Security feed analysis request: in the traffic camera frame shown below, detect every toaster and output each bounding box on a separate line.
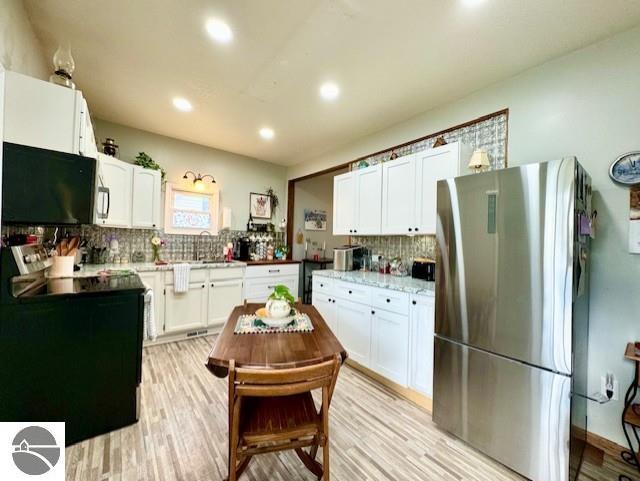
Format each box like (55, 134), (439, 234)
(411, 257), (435, 281)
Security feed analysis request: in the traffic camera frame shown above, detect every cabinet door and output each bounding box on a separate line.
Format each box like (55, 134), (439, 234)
(96, 155), (133, 227)
(333, 171), (355, 235)
(165, 283), (208, 333)
(208, 279), (243, 328)
(3, 71), (82, 154)
(78, 96), (98, 158)
(312, 292), (337, 333)
(415, 144), (459, 234)
(137, 272), (165, 334)
(336, 299), (371, 367)
(371, 308), (409, 386)
(132, 166), (161, 228)
(381, 154), (416, 234)
(354, 164), (382, 235)
(409, 294), (435, 397)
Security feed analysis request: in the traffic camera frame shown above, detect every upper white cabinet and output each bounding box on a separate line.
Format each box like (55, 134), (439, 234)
(132, 165), (162, 228)
(414, 143), (470, 234)
(409, 294), (435, 397)
(381, 154), (417, 235)
(95, 154), (162, 229)
(333, 171), (356, 235)
(2, 71), (97, 157)
(332, 164), (382, 235)
(334, 142), (470, 236)
(95, 154), (133, 227)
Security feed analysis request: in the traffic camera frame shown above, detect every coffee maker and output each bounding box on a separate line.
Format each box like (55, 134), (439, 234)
(233, 237), (251, 261)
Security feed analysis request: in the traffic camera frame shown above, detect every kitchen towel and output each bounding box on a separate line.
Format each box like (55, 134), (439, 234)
(173, 263), (191, 293)
(142, 281), (157, 341)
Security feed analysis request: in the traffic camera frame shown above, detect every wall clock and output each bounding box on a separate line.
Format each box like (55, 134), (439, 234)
(610, 151), (640, 185)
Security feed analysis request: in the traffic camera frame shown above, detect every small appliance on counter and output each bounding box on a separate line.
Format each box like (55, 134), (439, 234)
(333, 245), (366, 271)
(411, 257), (435, 281)
(233, 237), (251, 261)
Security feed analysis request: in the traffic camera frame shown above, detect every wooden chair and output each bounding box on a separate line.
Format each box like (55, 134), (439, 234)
(226, 354), (342, 481)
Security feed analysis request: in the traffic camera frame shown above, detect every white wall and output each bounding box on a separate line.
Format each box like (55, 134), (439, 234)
(94, 119), (288, 232)
(0, 0), (47, 78)
(288, 25), (640, 445)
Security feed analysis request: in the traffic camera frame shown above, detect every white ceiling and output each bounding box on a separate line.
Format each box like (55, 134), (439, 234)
(25, 0), (640, 166)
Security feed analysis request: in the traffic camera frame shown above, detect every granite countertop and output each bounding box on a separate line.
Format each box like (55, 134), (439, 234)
(74, 260), (247, 277)
(313, 269), (435, 295)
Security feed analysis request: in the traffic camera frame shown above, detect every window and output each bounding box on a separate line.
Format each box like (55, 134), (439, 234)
(164, 183), (219, 234)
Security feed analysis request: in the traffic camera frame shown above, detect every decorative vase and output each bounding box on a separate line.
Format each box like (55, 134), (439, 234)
(265, 299), (291, 319)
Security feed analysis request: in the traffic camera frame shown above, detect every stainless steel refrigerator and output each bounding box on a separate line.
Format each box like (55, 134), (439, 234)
(433, 157), (591, 481)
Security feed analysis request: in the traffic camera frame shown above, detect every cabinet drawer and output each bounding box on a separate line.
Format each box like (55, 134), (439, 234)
(245, 264), (299, 279)
(334, 280), (370, 304)
(312, 276), (333, 295)
(210, 267), (244, 281)
(371, 287), (409, 315)
(164, 268), (208, 285)
(245, 275), (298, 303)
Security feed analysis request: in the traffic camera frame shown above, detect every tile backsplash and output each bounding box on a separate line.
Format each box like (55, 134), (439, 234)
(354, 234), (436, 263)
(1, 225), (284, 263)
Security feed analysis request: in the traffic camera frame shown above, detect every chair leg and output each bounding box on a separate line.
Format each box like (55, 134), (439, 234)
(310, 444), (319, 460)
(322, 441), (330, 481)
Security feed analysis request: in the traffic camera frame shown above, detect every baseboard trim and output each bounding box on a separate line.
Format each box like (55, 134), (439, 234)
(345, 359), (433, 413)
(586, 430), (627, 459)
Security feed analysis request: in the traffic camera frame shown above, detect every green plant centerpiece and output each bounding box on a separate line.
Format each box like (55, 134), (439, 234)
(266, 284), (296, 319)
(135, 152), (166, 183)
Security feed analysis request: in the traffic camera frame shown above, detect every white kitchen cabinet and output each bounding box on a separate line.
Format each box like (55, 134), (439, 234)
(371, 308), (410, 386)
(381, 154), (417, 235)
(244, 263), (299, 303)
(132, 165), (162, 228)
(165, 282), (208, 333)
(312, 291), (337, 333)
(354, 164), (382, 235)
(332, 171), (356, 235)
(414, 143), (466, 234)
(336, 298), (372, 367)
(137, 271), (165, 334)
(2, 71), (97, 156)
(78, 96), (98, 158)
(95, 154), (133, 227)
(409, 294), (435, 397)
(208, 278), (244, 328)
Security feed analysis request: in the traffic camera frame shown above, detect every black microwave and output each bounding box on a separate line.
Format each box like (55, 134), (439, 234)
(2, 142), (96, 225)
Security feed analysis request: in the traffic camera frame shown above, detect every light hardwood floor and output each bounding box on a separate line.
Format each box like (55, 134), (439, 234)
(65, 337), (636, 481)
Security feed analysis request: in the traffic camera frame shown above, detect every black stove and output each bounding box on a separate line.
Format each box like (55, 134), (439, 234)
(14, 273), (145, 299)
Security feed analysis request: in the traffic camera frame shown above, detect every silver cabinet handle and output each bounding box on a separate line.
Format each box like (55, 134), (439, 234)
(268, 269), (280, 273)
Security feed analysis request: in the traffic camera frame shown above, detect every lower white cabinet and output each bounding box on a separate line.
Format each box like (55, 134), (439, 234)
(244, 264), (299, 303)
(165, 283), (208, 333)
(312, 292), (337, 332)
(409, 294), (435, 397)
(371, 308), (410, 386)
(208, 279), (243, 328)
(312, 275), (435, 396)
(336, 299), (372, 367)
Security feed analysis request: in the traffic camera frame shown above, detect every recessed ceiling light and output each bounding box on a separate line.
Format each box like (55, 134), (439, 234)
(206, 18), (233, 44)
(319, 82), (340, 101)
(461, 0), (486, 7)
(259, 127), (275, 140)
(172, 97), (193, 112)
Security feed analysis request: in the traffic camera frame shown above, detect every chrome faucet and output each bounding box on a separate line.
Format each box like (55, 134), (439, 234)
(196, 231), (213, 260)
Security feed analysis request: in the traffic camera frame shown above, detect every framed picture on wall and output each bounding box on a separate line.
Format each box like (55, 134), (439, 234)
(304, 209), (327, 231)
(250, 192), (272, 219)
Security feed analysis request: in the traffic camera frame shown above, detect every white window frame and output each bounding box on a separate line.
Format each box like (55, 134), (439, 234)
(164, 182), (219, 235)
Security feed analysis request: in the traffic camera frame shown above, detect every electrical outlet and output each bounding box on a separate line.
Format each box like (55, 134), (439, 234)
(600, 373), (619, 401)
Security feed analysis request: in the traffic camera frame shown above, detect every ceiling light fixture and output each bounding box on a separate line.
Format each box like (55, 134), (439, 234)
(259, 127), (275, 140)
(172, 97), (193, 112)
(183, 171), (216, 191)
(206, 18), (233, 44)
(320, 82), (340, 101)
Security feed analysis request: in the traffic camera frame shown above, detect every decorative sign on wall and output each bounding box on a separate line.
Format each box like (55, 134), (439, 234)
(610, 151), (640, 185)
(249, 192), (272, 219)
(629, 186), (640, 254)
(304, 209), (327, 231)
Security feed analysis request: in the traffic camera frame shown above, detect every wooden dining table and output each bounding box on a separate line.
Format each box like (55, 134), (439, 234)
(206, 303), (347, 378)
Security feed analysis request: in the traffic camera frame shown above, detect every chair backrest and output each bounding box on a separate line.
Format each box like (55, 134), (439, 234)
(230, 355), (341, 399)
